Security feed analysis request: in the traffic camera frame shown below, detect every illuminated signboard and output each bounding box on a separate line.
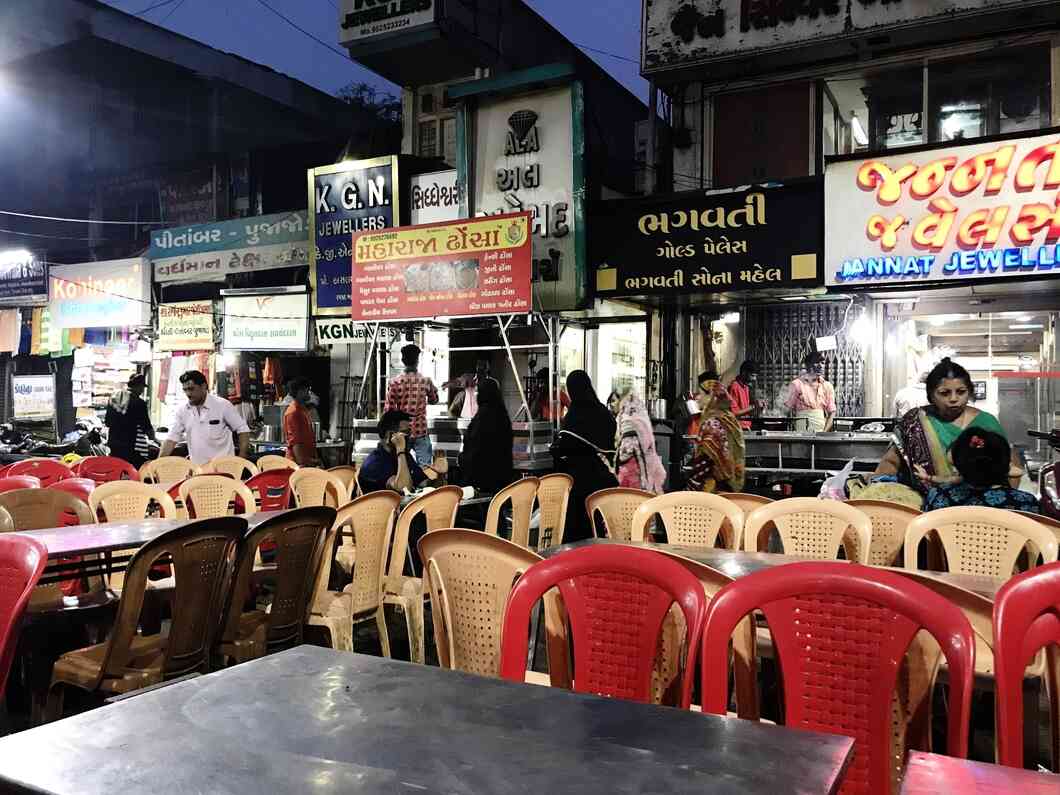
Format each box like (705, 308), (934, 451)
(825, 131), (1060, 287)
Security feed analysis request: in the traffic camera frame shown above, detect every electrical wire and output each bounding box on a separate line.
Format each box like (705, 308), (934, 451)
(574, 42), (639, 65)
(133, 0), (182, 15)
(158, 0), (189, 23)
(251, 0), (353, 63)
(0, 210), (161, 226)
(0, 228), (119, 242)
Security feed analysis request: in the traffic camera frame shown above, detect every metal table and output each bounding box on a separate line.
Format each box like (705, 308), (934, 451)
(0, 647), (854, 794)
(743, 430), (891, 474)
(900, 751), (1060, 793)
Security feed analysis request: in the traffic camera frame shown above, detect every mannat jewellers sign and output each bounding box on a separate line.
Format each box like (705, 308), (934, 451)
(642, 0), (1055, 72)
(339, 0), (435, 45)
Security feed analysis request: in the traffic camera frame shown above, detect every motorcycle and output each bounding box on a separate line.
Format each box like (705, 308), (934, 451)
(1028, 430), (1060, 520)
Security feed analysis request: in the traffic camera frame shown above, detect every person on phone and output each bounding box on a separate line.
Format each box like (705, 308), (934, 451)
(358, 410), (446, 494)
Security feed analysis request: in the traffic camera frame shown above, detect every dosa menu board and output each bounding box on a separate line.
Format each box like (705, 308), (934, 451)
(350, 212), (533, 321)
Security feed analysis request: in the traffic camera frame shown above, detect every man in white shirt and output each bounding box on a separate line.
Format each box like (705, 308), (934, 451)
(159, 370), (251, 464)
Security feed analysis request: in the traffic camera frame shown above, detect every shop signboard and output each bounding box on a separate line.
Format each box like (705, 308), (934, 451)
(309, 156), (399, 317)
(13, 375), (54, 420)
(826, 131), (1060, 287)
(315, 319), (401, 346)
(0, 250), (47, 305)
(149, 211), (309, 284)
(338, 0), (435, 46)
(222, 293), (309, 352)
(158, 301), (215, 352)
(410, 170), (461, 225)
(49, 258), (150, 330)
(592, 181), (822, 297)
(350, 212), (533, 322)
(471, 84), (585, 311)
(643, 0), (1051, 74)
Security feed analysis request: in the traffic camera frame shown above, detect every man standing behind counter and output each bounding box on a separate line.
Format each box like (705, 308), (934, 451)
(159, 370), (251, 465)
(784, 352), (836, 432)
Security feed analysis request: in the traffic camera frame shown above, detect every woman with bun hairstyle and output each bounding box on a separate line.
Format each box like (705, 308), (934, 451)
(873, 357), (1022, 495)
(923, 428), (1038, 512)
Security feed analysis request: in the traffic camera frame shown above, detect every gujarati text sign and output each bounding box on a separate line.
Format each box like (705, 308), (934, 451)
(351, 213), (532, 321)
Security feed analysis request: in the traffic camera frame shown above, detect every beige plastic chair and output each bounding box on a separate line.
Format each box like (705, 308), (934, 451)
(419, 529), (544, 678)
(307, 492), (401, 654)
(904, 506), (1059, 579)
(89, 481), (178, 523)
(377, 486), (464, 664)
(328, 466), (360, 501)
(743, 497), (873, 563)
(139, 456), (199, 485)
(178, 475), (256, 519)
(535, 473), (573, 550)
(718, 493), (775, 552)
(846, 499), (922, 567)
(257, 455), (298, 473)
(290, 467), (346, 509)
(630, 492), (744, 550)
(484, 477), (539, 547)
(584, 487), (654, 541)
(203, 455), (259, 480)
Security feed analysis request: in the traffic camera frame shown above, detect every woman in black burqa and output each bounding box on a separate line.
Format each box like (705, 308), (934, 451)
(459, 378), (514, 494)
(553, 370), (618, 542)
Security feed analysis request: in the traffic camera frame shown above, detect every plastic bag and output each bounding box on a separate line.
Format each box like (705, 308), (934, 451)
(819, 458), (855, 501)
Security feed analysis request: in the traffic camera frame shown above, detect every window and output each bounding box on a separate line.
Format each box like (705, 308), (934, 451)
(558, 327), (585, 384)
(442, 117), (457, 165)
(418, 121), (437, 158)
(596, 322), (647, 401)
(823, 66), (924, 157)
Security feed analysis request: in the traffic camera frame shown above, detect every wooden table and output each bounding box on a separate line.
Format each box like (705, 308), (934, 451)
(900, 751), (1060, 793)
(0, 646), (854, 794)
(14, 510), (284, 585)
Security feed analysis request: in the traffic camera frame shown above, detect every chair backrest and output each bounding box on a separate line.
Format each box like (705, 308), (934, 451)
(0, 506), (13, 533)
(289, 467), (346, 509)
(88, 481), (178, 522)
(993, 560), (1060, 768)
(178, 475), (256, 519)
(484, 477), (539, 547)
(0, 534), (47, 698)
(846, 499), (922, 567)
(73, 456), (139, 484)
(256, 454), (298, 473)
(327, 466), (359, 501)
(96, 517), (246, 686)
(221, 506), (334, 653)
(499, 544), (709, 708)
(310, 492), (401, 618)
(744, 498), (873, 563)
(418, 529), (541, 676)
(203, 455), (259, 480)
(244, 470), (294, 513)
(0, 476), (40, 493)
(0, 488), (93, 530)
(388, 486), (462, 584)
(904, 506), (1059, 578)
(584, 487), (654, 541)
(631, 491), (744, 550)
(717, 492), (774, 516)
(140, 456), (198, 485)
(47, 478), (96, 504)
(535, 473), (573, 549)
(7, 459), (72, 488)
(699, 562), (975, 795)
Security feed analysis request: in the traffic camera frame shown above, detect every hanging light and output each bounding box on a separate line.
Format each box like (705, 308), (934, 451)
(851, 111), (869, 147)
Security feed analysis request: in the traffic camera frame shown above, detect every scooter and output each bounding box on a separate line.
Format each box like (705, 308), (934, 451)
(1028, 430), (1060, 520)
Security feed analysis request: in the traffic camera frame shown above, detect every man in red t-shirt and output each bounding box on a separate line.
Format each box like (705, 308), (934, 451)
(284, 377), (318, 466)
(728, 360), (759, 431)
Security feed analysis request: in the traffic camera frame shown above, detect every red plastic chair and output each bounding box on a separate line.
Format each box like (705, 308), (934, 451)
(993, 559), (1060, 768)
(699, 562), (975, 795)
(0, 464), (14, 478)
(7, 459), (72, 488)
(0, 534), (47, 699)
(47, 478), (96, 505)
(245, 470), (294, 512)
(498, 544), (708, 708)
(0, 476), (41, 493)
(73, 456), (139, 484)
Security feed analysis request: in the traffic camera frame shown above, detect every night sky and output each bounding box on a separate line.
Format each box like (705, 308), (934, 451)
(98, 0), (646, 100)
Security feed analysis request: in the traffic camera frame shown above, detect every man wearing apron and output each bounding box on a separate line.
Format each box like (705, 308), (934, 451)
(784, 352), (836, 432)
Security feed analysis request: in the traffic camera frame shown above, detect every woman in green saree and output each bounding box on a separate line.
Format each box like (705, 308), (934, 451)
(874, 357), (1022, 495)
